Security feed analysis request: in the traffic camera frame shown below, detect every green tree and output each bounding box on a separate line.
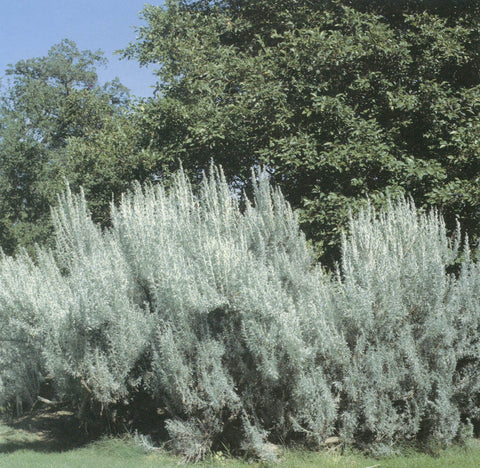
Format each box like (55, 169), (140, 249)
(123, 0), (480, 264)
(62, 98), (159, 229)
(0, 39), (132, 254)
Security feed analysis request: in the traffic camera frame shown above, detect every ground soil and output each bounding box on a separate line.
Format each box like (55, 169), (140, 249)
(1, 407), (97, 453)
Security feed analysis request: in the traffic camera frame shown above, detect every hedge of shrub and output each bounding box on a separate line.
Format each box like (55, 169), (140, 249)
(1, 166), (479, 460)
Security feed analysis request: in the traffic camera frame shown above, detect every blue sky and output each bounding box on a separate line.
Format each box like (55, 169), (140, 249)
(0, 0), (163, 97)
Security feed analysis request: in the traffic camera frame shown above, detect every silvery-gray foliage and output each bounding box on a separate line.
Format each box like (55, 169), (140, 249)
(110, 166), (341, 457)
(0, 166), (479, 459)
(0, 186), (151, 413)
(334, 200), (473, 451)
(0, 251), (47, 410)
(450, 246), (480, 429)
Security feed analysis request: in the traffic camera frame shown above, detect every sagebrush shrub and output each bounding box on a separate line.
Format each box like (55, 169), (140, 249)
(111, 167), (341, 457)
(334, 199), (463, 450)
(1, 166), (480, 459)
(48, 188), (151, 407)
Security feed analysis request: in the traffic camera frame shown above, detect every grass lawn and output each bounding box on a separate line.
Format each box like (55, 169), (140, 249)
(1, 411), (480, 467)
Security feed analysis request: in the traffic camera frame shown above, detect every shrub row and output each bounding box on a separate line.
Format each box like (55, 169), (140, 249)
(1, 166), (479, 459)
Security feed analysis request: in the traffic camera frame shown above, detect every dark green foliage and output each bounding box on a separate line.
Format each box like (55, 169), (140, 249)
(0, 40), (136, 255)
(123, 0), (480, 263)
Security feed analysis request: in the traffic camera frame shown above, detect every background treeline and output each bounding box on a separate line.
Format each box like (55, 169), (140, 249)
(2, 0), (480, 264)
(1, 166), (480, 460)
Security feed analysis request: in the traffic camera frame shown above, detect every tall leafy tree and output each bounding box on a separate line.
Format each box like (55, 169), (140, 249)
(124, 0), (480, 263)
(0, 39), (132, 254)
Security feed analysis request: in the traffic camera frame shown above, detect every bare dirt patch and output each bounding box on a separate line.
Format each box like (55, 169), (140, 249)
(1, 408), (96, 453)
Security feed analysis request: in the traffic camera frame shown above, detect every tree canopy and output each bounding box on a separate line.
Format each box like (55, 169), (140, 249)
(3, 2), (480, 264)
(0, 40), (139, 255)
(124, 0), (480, 263)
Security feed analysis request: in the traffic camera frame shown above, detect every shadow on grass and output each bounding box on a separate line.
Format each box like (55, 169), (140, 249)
(0, 409), (100, 454)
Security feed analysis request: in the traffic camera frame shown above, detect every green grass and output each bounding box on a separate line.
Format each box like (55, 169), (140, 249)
(2, 417), (480, 467)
